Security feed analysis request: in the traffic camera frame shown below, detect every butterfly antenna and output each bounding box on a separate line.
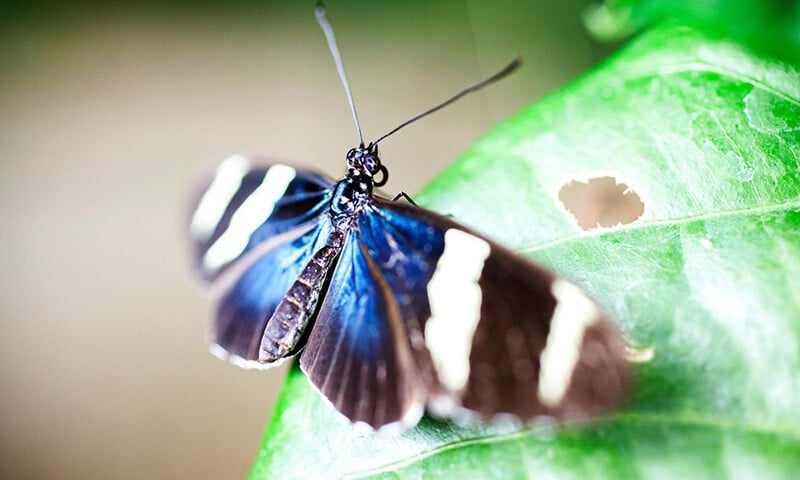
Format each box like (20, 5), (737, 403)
(315, 3), (364, 147)
(372, 57), (522, 146)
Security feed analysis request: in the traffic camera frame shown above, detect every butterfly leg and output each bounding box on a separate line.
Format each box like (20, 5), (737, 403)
(391, 191), (417, 205)
(259, 231), (345, 363)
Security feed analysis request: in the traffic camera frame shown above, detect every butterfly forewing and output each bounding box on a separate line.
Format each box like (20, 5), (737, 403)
(460, 238), (628, 420)
(189, 156), (334, 282)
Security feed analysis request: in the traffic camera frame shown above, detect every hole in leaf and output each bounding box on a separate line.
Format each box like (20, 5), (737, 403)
(558, 176), (643, 230)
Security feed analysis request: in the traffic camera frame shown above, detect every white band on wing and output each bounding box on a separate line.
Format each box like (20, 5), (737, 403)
(538, 279), (600, 407)
(190, 154), (250, 239)
(425, 229), (491, 393)
(203, 164), (296, 272)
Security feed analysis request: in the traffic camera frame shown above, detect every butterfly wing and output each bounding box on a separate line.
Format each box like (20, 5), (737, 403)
(299, 227), (427, 427)
(189, 155), (335, 282)
(189, 156), (337, 366)
(301, 196), (628, 427)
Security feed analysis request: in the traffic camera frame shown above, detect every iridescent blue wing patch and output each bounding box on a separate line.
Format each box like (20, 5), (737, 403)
(189, 155), (334, 282)
(300, 228), (427, 427)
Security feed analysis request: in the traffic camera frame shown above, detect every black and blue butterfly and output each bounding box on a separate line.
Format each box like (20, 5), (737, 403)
(188, 5), (629, 429)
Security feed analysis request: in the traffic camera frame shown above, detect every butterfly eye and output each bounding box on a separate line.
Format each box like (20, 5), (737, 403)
(346, 148), (363, 170)
(360, 153), (380, 176)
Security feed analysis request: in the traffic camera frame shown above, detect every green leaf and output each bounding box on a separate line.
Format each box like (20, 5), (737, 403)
(251, 23), (800, 479)
(583, 0), (800, 66)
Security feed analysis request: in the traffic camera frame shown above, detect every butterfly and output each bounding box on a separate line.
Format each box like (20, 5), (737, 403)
(188, 5), (629, 430)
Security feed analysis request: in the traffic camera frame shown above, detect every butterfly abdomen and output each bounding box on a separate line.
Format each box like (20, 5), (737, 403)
(258, 230), (345, 363)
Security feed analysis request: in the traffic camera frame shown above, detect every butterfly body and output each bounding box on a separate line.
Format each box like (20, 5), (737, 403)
(256, 146), (384, 360)
(190, 142), (629, 429)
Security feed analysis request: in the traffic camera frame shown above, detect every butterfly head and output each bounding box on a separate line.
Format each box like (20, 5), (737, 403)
(346, 143), (388, 187)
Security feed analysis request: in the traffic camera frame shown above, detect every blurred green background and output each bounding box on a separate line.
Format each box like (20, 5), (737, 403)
(0, 1), (616, 478)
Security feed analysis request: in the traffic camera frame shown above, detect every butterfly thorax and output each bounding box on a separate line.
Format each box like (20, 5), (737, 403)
(329, 173), (371, 227)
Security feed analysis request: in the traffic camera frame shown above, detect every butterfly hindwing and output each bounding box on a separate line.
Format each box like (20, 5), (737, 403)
(347, 200), (449, 399)
(189, 155), (335, 282)
(300, 230), (426, 427)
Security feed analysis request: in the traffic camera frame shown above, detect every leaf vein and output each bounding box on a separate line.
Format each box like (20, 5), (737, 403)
(519, 198), (800, 255)
(611, 62), (800, 107)
(343, 412), (800, 479)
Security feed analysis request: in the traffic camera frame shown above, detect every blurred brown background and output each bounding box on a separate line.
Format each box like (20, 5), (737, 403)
(0, 1), (614, 478)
